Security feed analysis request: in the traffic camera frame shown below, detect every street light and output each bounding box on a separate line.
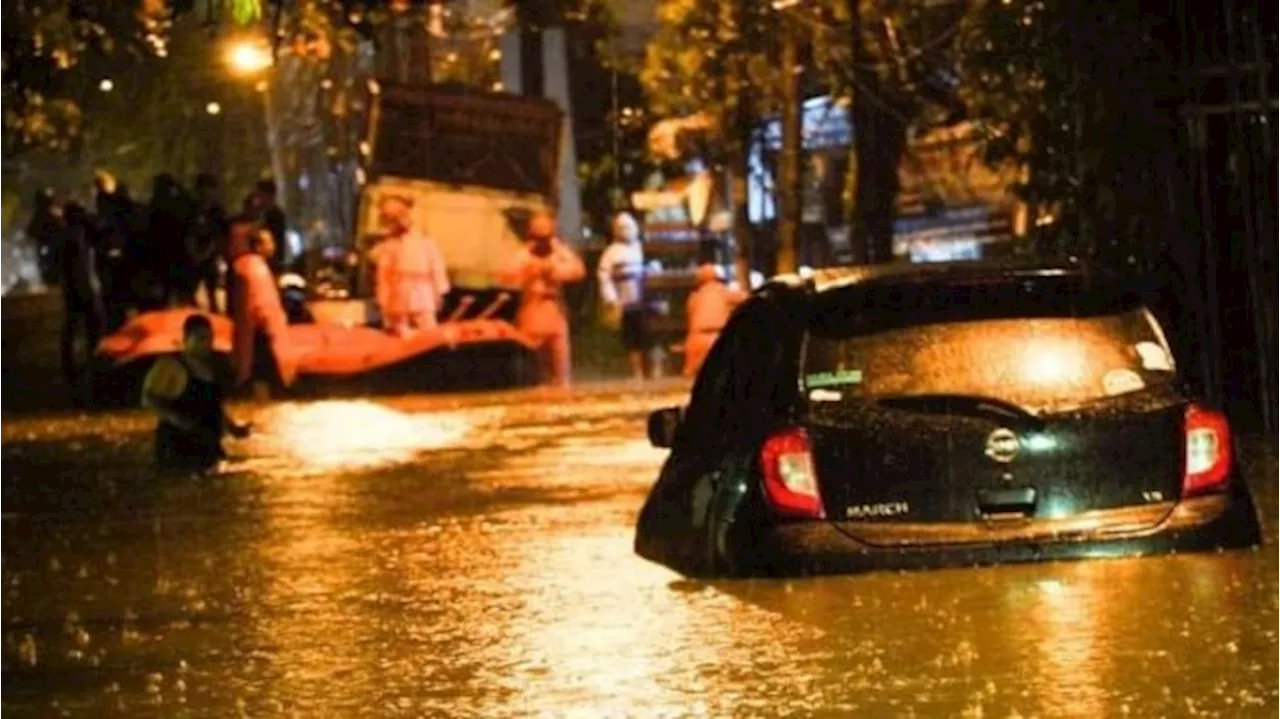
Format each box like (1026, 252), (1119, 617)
(225, 40), (273, 75)
(224, 36), (287, 217)
(206, 101), (222, 115)
(99, 78), (114, 92)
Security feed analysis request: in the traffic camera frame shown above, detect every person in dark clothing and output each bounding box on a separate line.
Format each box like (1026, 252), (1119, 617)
(94, 175), (147, 329)
(243, 179), (287, 276)
(142, 314), (251, 473)
(186, 173), (228, 311)
(146, 174), (197, 306)
(27, 188), (64, 286)
(58, 203), (107, 407)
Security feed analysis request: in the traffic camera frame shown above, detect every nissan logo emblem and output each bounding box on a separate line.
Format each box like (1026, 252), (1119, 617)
(985, 428), (1019, 464)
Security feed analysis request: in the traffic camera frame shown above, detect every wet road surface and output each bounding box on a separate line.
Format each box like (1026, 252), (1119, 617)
(3, 387), (1277, 718)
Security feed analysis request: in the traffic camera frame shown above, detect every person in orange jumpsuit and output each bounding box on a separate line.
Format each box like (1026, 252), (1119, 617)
(683, 263), (747, 378)
(228, 216), (290, 399)
(373, 194), (450, 335)
(499, 212), (586, 387)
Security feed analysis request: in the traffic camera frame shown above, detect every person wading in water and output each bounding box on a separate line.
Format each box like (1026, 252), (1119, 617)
(498, 211), (586, 388)
(142, 314), (251, 473)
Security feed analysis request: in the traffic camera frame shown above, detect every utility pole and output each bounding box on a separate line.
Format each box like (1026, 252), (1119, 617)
(848, 0), (865, 264)
(731, 0), (755, 288)
(776, 11), (802, 274)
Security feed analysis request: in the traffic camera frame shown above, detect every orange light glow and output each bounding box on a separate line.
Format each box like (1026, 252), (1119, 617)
(1019, 339), (1087, 385)
(225, 39), (273, 75)
(253, 400), (483, 474)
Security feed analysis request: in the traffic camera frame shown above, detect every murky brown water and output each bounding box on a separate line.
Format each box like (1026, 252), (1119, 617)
(3, 387), (1277, 718)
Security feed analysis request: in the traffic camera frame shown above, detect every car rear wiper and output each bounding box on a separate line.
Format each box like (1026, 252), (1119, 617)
(1048, 381), (1175, 414)
(872, 393), (1046, 428)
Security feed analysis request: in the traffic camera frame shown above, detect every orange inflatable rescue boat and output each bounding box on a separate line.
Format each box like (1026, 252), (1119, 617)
(92, 299), (538, 405)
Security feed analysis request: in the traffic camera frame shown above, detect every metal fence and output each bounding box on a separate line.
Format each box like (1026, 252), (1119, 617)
(1178, 0), (1277, 431)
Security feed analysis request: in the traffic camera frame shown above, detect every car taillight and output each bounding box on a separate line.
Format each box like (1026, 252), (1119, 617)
(760, 427), (824, 519)
(1184, 404), (1233, 497)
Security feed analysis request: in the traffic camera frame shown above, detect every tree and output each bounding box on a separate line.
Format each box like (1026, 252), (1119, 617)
(640, 0), (774, 130)
(956, 0), (1190, 266)
(80, 16), (273, 199)
(807, 0), (969, 264)
(640, 0), (969, 269)
(954, 0), (1239, 401)
(2, 0), (169, 155)
(554, 1), (657, 232)
(640, 0), (780, 279)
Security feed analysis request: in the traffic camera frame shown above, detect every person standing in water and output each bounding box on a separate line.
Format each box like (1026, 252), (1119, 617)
(186, 173), (228, 312)
(374, 194), (450, 335)
(683, 263), (746, 378)
(499, 211), (586, 388)
(27, 188), (64, 287)
(58, 202), (107, 407)
(243, 179), (288, 276)
(142, 314), (251, 473)
(230, 220), (290, 400)
(596, 211), (657, 380)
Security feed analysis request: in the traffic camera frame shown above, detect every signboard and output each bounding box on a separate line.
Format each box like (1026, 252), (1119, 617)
(892, 205), (1013, 263)
(368, 83), (564, 199)
(892, 124), (1024, 262)
(897, 122), (1023, 216)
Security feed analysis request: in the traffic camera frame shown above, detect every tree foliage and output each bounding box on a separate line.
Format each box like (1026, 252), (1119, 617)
(639, 0), (969, 264)
(639, 0), (777, 162)
(88, 17), (272, 198)
(817, 0), (969, 263)
(956, 0), (1189, 266)
(2, 0), (170, 153)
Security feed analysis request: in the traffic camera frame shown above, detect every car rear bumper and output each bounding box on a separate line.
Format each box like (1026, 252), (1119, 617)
(737, 489), (1263, 577)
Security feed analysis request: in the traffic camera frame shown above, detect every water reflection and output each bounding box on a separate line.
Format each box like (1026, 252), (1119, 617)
(248, 465), (363, 717)
(240, 399), (486, 474)
(1024, 571), (1109, 717)
(1, 393), (1275, 717)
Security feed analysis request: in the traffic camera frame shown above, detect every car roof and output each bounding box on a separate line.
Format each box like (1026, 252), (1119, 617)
(764, 259), (1105, 296)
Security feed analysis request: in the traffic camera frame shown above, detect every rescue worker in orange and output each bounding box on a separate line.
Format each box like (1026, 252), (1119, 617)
(228, 216), (290, 399)
(374, 194), (450, 335)
(683, 263), (747, 378)
(499, 212), (586, 387)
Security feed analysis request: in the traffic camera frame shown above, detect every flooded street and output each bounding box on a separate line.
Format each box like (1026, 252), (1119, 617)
(2, 388), (1277, 718)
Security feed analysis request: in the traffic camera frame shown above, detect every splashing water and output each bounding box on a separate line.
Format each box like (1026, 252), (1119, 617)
(232, 399), (487, 475)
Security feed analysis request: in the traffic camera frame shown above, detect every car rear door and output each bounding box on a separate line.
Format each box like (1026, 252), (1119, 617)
(800, 276), (1188, 545)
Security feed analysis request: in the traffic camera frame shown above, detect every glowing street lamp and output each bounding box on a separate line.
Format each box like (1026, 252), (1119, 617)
(224, 36), (287, 213)
(225, 40), (273, 75)
(206, 101), (222, 115)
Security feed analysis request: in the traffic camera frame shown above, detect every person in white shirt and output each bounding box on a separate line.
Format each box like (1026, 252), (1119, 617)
(597, 211), (657, 380)
(374, 195), (450, 336)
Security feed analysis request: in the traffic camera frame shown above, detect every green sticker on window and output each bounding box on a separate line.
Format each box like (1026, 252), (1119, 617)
(805, 369), (863, 388)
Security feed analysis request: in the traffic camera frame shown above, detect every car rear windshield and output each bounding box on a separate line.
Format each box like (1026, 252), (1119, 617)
(802, 276), (1177, 414)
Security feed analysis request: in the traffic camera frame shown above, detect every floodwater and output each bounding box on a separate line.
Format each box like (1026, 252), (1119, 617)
(2, 387), (1276, 718)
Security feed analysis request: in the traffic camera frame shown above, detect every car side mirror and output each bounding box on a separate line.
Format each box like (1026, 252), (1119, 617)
(647, 406), (683, 449)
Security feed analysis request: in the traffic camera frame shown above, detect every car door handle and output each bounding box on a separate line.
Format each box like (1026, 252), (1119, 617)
(976, 487), (1037, 518)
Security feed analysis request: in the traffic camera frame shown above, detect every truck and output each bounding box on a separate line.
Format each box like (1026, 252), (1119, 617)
(354, 82), (566, 293)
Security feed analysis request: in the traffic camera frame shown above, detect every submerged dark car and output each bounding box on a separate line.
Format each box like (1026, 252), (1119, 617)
(634, 261), (1262, 578)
